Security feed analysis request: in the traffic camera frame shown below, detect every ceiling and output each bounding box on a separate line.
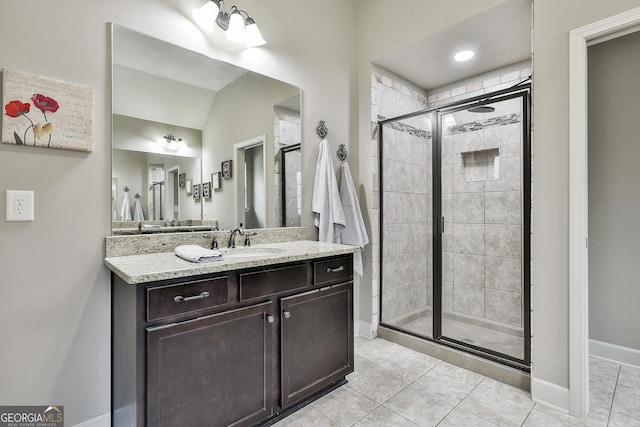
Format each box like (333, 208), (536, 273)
(113, 0), (531, 129)
(112, 25), (248, 130)
(373, 0), (532, 91)
(113, 25), (301, 130)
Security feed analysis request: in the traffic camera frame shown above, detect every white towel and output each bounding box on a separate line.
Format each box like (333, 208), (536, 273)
(133, 198), (145, 221)
(338, 162), (369, 276)
(120, 192), (132, 222)
(175, 245), (223, 263)
(312, 139), (345, 243)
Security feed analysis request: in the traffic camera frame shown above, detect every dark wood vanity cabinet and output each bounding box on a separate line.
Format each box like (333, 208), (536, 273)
(112, 255), (354, 427)
(146, 301), (274, 427)
(281, 283), (353, 408)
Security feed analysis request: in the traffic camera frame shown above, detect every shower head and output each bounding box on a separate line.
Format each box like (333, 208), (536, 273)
(467, 105), (495, 113)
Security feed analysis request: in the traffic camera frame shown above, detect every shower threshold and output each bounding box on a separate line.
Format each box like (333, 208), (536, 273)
(377, 324), (530, 391)
(391, 308), (524, 360)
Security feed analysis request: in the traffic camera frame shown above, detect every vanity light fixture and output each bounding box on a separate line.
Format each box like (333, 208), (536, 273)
(192, 0), (266, 48)
(453, 49), (475, 62)
(162, 134), (182, 151)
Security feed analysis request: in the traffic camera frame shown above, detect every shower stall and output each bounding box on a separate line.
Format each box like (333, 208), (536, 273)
(378, 84), (531, 370)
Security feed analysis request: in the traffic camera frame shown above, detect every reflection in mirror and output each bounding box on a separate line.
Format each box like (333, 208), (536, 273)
(112, 114), (203, 232)
(279, 143), (301, 227)
(111, 24), (301, 234)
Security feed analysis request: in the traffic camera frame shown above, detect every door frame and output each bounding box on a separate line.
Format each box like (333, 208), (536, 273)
(233, 135), (267, 228)
(568, 6), (640, 418)
(166, 165), (180, 220)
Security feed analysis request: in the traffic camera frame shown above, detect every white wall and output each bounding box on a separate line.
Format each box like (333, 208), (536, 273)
(0, 0), (356, 424)
(531, 0), (640, 407)
(112, 114), (202, 159)
(588, 30), (640, 352)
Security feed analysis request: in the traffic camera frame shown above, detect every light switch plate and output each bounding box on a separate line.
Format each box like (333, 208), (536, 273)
(6, 190), (34, 222)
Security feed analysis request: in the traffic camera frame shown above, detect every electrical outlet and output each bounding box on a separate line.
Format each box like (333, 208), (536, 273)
(6, 190), (34, 222)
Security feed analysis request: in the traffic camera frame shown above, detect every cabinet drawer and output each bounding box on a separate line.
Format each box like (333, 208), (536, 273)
(314, 256), (353, 286)
(147, 276), (229, 321)
(240, 264), (308, 301)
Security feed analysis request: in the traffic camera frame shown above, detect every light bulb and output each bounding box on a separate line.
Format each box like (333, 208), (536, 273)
(225, 11), (246, 43)
(192, 1), (220, 32)
(453, 50), (475, 62)
(245, 19), (266, 47)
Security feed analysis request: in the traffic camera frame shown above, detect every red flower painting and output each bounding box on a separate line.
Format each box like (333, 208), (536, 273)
(4, 100), (30, 118)
(3, 93), (59, 146)
(32, 94), (59, 113)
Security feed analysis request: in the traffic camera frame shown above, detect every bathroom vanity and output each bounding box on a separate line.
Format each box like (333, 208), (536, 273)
(106, 240), (356, 426)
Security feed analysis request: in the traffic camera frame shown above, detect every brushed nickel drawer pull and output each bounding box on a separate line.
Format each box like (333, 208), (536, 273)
(173, 291), (210, 303)
(326, 265), (345, 273)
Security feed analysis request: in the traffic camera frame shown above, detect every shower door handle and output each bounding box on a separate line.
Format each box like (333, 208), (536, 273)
(441, 217), (445, 234)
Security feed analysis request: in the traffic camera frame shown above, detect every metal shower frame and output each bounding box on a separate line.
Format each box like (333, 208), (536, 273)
(377, 83), (532, 372)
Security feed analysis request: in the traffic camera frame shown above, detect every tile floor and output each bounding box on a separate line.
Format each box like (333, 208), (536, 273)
(273, 337), (640, 427)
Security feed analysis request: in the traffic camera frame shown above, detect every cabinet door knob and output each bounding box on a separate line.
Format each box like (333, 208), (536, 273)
(326, 265), (345, 273)
(173, 291), (210, 303)
(283, 311), (291, 319)
(266, 315), (275, 324)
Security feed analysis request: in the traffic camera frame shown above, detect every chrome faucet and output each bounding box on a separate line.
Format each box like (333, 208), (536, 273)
(228, 225), (245, 248)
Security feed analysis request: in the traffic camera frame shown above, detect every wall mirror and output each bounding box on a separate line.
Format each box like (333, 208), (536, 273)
(111, 24), (302, 234)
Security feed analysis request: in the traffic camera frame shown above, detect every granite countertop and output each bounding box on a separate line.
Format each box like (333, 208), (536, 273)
(105, 240), (358, 285)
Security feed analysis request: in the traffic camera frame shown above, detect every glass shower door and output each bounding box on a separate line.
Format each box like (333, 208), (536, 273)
(438, 92), (529, 363)
(379, 113), (434, 338)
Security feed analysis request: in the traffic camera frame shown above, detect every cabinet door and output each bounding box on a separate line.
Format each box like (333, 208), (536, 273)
(147, 301), (274, 427)
(280, 282), (354, 408)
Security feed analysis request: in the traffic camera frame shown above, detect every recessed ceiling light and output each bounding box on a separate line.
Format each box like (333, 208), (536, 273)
(454, 50), (475, 62)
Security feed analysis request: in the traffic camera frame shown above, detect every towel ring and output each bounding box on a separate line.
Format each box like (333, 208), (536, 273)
(316, 120), (328, 139)
(123, 186), (130, 192)
(337, 144), (347, 161)
(134, 193), (141, 199)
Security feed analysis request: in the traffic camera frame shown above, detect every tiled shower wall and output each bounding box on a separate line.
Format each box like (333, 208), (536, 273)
(442, 101), (524, 328)
(372, 62), (531, 329)
(381, 120), (433, 322)
(371, 71), (429, 327)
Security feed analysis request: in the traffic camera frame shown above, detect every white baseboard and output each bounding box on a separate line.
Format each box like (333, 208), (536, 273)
(358, 320), (374, 339)
(73, 412), (110, 427)
(531, 377), (570, 413)
(590, 339), (640, 367)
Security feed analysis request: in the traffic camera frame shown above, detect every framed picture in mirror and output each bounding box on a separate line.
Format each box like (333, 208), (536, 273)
(221, 160), (232, 179)
(185, 179), (192, 194)
(179, 173), (186, 188)
(212, 172), (221, 190)
(202, 182), (211, 199)
(193, 183), (200, 200)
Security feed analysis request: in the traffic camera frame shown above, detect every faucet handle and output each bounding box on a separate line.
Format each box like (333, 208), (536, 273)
(244, 232), (257, 246)
(211, 235), (218, 250)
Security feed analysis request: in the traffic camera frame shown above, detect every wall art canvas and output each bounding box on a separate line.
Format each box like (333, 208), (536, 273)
(221, 160), (232, 179)
(2, 68), (94, 152)
(202, 182), (211, 199)
(193, 183), (200, 200)
(212, 172), (221, 190)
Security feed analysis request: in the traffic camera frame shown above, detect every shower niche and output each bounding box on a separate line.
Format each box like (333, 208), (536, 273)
(461, 148), (500, 182)
(379, 85), (531, 370)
